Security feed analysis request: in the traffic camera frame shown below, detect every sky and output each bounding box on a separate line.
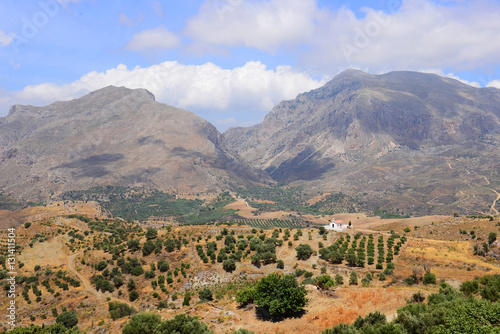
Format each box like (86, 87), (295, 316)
(1, 0), (500, 131)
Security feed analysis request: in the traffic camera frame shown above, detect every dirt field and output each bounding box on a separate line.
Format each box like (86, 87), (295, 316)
(0, 201), (104, 228)
(331, 213), (449, 230)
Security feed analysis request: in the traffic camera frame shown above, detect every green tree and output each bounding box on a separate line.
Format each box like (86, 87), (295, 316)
(489, 232), (497, 245)
(295, 244), (314, 260)
(109, 301), (136, 320)
(142, 240), (155, 256)
(316, 275), (335, 290)
(183, 292), (191, 306)
(236, 273), (307, 317)
(56, 311), (78, 328)
(155, 313), (212, 334)
(349, 272), (358, 285)
(423, 272), (436, 285)
(129, 289), (139, 302)
(122, 313), (162, 334)
(145, 228), (158, 240)
(198, 287), (213, 302)
(222, 259), (236, 272)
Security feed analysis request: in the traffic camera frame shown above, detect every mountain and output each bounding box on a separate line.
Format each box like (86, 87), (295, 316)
(225, 70), (500, 216)
(0, 86), (269, 201)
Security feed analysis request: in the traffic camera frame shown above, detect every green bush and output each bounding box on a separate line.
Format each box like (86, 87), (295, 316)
(198, 287), (213, 302)
(316, 275), (335, 290)
(109, 301), (136, 320)
(223, 259), (236, 272)
(56, 311), (78, 328)
(122, 313), (162, 334)
(295, 244), (314, 260)
(129, 289), (139, 302)
(236, 273), (307, 317)
(423, 272), (437, 285)
(155, 313), (212, 334)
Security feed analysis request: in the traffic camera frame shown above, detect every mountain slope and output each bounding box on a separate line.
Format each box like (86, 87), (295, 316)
(0, 86), (269, 200)
(225, 70), (500, 215)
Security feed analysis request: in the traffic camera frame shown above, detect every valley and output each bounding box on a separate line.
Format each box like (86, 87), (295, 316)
(0, 200), (499, 333)
(0, 69), (499, 333)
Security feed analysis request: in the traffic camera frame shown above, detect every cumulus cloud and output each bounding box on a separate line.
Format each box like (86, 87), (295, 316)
(2, 61), (327, 118)
(185, 0), (500, 74)
(487, 80), (500, 89)
(0, 30), (14, 47)
(125, 25), (180, 51)
(185, 0), (318, 53)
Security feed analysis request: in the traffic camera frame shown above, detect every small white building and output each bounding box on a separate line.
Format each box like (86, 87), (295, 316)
(324, 218), (349, 231)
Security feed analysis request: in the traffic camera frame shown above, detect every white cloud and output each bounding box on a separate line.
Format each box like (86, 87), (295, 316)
(487, 80), (500, 89)
(184, 0), (500, 74)
(2, 61), (327, 118)
(125, 25), (180, 51)
(185, 0), (318, 53)
(0, 30), (14, 47)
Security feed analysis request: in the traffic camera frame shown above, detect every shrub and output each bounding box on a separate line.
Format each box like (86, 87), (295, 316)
(409, 291), (425, 303)
(182, 292), (191, 306)
(56, 311), (78, 328)
(109, 301), (136, 320)
(489, 232), (497, 245)
(231, 329), (255, 334)
(145, 228), (158, 240)
(122, 313), (162, 334)
(349, 272), (358, 285)
(423, 272), (437, 285)
(316, 275), (335, 289)
(96, 261), (108, 271)
(129, 289), (139, 302)
(155, 313), (212, 334)
(405, 277), (415, 286)
(295, 244), (314, 260)
(198, 287), (213, 302)
(236, 273), (307, 317)
(223, 259), (236, 272)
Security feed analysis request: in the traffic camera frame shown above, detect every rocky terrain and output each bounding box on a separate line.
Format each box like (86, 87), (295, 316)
(225, 70), (500, 216)
(0, 70), (499, 217)
(0, 86), (269, 201)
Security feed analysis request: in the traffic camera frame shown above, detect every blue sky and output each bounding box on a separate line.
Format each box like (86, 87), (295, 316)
(1, 0), (500, 131)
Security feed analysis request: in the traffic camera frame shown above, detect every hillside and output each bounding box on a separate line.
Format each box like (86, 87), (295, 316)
(0, 86), (269, 202)
(1, 212), (500, 333)
(225, 70), (500, 216)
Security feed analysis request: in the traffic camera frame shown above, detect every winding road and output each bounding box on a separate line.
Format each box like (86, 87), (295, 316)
(68, 251), (103, 300)
(489, 188), (500, 216)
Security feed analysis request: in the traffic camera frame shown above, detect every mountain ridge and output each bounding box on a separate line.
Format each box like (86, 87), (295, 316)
(0, 85), (269, 201)
(224, 69), (500, 215)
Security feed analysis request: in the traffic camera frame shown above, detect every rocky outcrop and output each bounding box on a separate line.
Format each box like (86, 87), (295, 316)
(225, 70), (500, 215)
(0, 86), (269, 200)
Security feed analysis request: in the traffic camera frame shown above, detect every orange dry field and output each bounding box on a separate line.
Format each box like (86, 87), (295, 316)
(330, 213), (449, 230)
(1, 205), (500, 333)
(0, 201), (104, 228)
(224, 198), (299, 220)
(233, 287), (416, 334)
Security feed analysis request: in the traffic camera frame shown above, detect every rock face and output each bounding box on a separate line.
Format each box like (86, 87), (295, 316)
(225, 70), (500, 215)
(0, 86), (268, 200)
